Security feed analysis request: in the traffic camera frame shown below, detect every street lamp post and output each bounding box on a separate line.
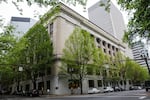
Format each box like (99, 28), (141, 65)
(68, 67), (74, 94)
(141, 50), (150, 75)
(0, 71), (1, 91)
(17, 66), (23, 91)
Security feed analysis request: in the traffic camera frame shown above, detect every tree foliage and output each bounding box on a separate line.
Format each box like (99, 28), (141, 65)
(23, 23), (53, 89)
(117, 0), (150, 44)
(7, 23), (53, 89)
(114, 52), (126, 80)
(62, 27), (96, 94)
(0, 25), (17, 88)
(92, 48), (106, 76)
(125, 59), (149, 84)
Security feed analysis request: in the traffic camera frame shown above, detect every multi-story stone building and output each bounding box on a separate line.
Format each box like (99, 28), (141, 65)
(11, 2), (133, 95)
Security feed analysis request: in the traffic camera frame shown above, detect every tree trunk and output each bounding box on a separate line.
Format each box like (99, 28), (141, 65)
(32, 74), (37, 89)
(80, 74), (83, 94)
(33, 80), (36, 89)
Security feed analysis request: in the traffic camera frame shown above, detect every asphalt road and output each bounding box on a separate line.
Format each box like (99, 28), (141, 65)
(1, 89), (150, 100)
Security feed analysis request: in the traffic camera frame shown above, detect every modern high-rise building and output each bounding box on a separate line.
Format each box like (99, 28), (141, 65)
(10, 17), (36, 38)
(88, 0), (133, 59)
(131, 41), (150, 67)
(88, 0), (125, 40)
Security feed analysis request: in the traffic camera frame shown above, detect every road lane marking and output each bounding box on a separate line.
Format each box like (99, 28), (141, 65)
(56, 95), (145, 98)
(139, 96), (146, 99)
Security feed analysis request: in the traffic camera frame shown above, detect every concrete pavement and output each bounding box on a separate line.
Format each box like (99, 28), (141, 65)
(1, 89), (150, 100)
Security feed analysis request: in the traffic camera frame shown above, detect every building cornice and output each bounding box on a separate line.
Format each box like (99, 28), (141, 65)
(58, 3), (126, 49)
(42, 2), (126, 49)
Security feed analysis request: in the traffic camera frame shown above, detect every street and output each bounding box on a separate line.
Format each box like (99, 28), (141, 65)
(1, 90), (150, 100)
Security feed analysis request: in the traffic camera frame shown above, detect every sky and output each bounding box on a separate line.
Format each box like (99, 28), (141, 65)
(0, 0), (128, 26)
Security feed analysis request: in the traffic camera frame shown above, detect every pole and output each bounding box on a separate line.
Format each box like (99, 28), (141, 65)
(141, 49), (150, 75)
(0, 71), (1, 92)
(17, 71), (20, 91)
(71, 69), (73, 95)
(69, 67), (73, 95)
(145, 58), (150, 75)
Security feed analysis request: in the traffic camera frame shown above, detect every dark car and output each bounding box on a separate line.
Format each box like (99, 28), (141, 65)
(145, 81), (150, 92)
(1, 90), (11, 95)
(129, 86), (135, 90)
(25, 89), (39, 97)
(114, 87), (121, 92)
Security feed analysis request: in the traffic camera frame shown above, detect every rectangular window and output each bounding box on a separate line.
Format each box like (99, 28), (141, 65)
(39, 71), (45, 77)
(129, 80), (131, 84)
(96, 38), (101, 44)
(47, 80), (50, 89)
(112, 46), (115, 50)
(68, 79), (79, 89)
(38, 82), (44, 90)
(97, 80), (102, 87)
(46, 25), (48, 31)
(90, 34), (94, 38)
(96, 70), (100, 75)
(25, 84), (30, 91)
(67, 67), (79, 74)
(103, 48), (106, 53)
(46, 67), (51, 75)
(89, 80), (94, 88)
(49, 23), (53, 41)
(49, 23), (53, 35)
(108, 43), (110, 48)
(109, 51), (111, 55)
(87, 67), (93, 75)
(103, 70), (107, 77)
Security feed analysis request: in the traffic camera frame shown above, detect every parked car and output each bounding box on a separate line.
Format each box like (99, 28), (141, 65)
(114, 86), (121, 92)
(137, 86), (142, 90)
(129, 86), (135, 90)
(25, 89), (39, 97)
(113, 87), (125, 92)
(103, 87), (114, 93)
(129, 86), (142, 90)
(145, 80), (150, 92)
(88, 88), (101, 94)
(1, 90), (11, 95)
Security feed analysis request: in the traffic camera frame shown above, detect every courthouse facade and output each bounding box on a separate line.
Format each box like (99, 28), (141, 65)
(11, 2), (133, 95)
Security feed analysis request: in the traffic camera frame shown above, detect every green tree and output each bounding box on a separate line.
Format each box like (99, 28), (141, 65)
(113, 52), (126, 87)
(0, 25), (16, 62)
(8, 23), (53, 89)
(62, 27), (96, 94)
(0, 25), (17, 89)
(7, 37), (30, 91)
(125, 60), (149, 85)
(24, 23), (53, 89)
(117, 0), (150, 44)
(103, 54), (119, 87)
(92, 48), (108, 87)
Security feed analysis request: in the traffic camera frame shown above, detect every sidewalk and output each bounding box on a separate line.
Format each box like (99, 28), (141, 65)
(40, 93), (92, 98)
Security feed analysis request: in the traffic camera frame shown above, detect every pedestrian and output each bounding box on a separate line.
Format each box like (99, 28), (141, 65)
(47, 89), (50, 95)
(41, 87), (44, 95)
